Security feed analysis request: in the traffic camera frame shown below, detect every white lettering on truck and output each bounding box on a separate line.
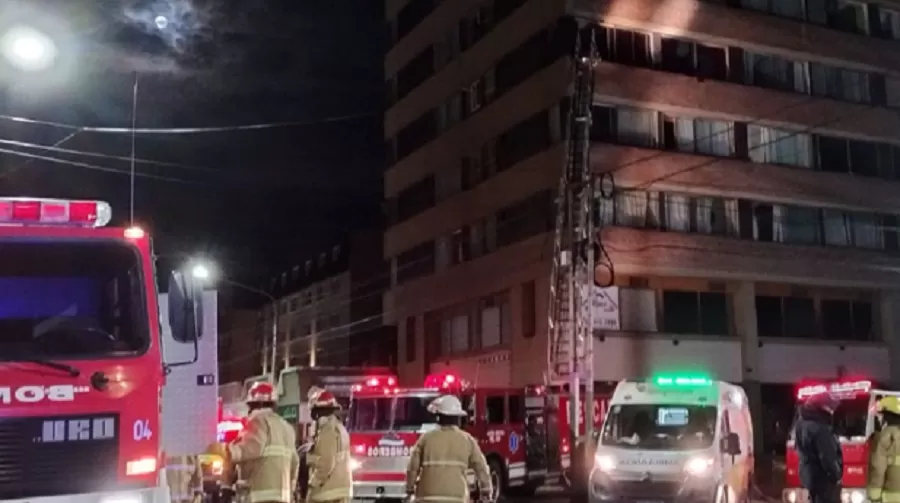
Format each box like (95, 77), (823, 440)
(0, 385), (90, 404)
(41, 417), (115, 442)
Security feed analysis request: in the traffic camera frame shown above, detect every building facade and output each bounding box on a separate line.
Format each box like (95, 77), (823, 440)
(383, 0), (900, 400)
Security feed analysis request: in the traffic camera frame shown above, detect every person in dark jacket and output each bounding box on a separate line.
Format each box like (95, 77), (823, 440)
(794, 393), (843, 503)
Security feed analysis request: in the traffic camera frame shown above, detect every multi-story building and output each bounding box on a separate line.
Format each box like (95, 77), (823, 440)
(383, 0), (900, 419)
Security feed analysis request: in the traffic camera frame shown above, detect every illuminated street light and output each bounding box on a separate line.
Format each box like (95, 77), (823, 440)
(191, 263), (211, 280)
(1, 25), (58, 72)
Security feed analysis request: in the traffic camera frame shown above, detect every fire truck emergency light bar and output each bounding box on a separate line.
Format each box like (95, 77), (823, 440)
(0, 198), (111, 227)
(796, 380), (871, 400)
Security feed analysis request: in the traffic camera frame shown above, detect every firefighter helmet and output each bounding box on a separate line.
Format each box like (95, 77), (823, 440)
(426, 395), (467, 416)
(309, 386), (340, 409)
(878, 396), (900, 415)
(246, 381), (277, 404)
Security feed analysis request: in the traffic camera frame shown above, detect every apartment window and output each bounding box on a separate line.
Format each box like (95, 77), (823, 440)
(494, 28), (556, 96)
(821, 299), (873, 340)
(822, 209), (852, 246)
(591, 105), (615, 142)
(396, 175), (435, 222)
(695, 197), (738, 236)
(440, 311), (470, 355)
(810, 63), (870, 103)
(810, 0), (868, 34)
(660, 38), (727, 80)
(614, 191), (660, 228)
(396, 46), (435, 101)
(878, 9), (900, 39)
(405, 316), (416, 362)
(779, 206), (820, 245)
(662, 290), (729, 335)
(496, 191), (553, 247)
(450, 227), (471, 265)
(478, 292), (510, 349)
(396, 241), (436, 285)
(740, 0), (804, 19)
(755, 296), (817, 338)
(748, 125), (812, 168)
(522, 281), (536, 338)
(743, 52), (808, 93)
(496, 110), (551, 171)
(616, 107), (657, 147)
(396, 111), (438, 161)
(853, 214), (884, 249)
(675, 118), (733, 156)
(596, 26), (652, 68)
(886, 77), (900, 108)
(663, 193), (691, 232)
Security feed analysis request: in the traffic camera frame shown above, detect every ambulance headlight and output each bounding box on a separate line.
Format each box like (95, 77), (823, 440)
(349, 458), (362, 471)
(594, 454), (616, 473)
(684, 456), (713, 476)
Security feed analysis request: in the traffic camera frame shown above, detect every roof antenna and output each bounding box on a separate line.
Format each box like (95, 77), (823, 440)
(129, 71), (139, 225)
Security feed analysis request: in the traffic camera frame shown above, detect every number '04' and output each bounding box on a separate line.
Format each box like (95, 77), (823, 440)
(133, 419), (153, 441)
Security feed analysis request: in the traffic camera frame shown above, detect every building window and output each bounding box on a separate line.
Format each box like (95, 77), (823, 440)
(440, 311), (470, 355)
(405, 316), (416, 362)
(878, 8), (900, 39)
(660, 37), (727, 80)
(596, 26), (652, 68)
(674, 118), (733, 156)
(396, 241), (436, 285)
(478, 292), (511, 348)
(616, 107), (658, 147)
(662, 290), (729, 335)
(756, 296), (817, 338)
(748, 125), (812, 168)
(522, 281), (536, 338)
(743, 52), (808, 93)
(739, 0), (804, 19)
(496, 191), (553, 247)
(821, 299), (873, 340)
(810, 63), (870, 103)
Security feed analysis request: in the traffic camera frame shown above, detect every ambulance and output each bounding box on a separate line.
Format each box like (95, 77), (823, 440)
(345, 372), (608, 500)
(783, 379), (872, 503)
(592, 375), (753, 503)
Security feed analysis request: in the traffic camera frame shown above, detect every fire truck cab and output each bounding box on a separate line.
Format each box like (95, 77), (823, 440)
(784, 379), (873, 503)
(347, 372), (558, 501)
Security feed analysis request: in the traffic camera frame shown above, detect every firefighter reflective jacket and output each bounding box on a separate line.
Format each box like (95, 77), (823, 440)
(306, 415), (352, 502)
(405, 425), (492, 502)
(228, 408), (300, 503)
(868, 425), (900, 502)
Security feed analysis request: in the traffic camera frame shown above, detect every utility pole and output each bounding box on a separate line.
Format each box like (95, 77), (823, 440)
(547, 25), (598, 501)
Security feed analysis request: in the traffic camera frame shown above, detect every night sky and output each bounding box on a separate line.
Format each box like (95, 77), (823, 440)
(0, 0), (384, 281)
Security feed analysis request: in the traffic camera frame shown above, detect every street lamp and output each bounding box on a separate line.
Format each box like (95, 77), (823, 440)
(189, 261), (280, 382)
(1, 25), (58, 72)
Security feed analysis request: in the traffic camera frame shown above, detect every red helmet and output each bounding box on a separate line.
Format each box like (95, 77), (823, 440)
(308, 386), (340, 409)
(247, 381), (277, 404)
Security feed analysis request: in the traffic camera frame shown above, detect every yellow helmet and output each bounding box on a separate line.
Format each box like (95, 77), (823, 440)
(877, 396), (900, 415)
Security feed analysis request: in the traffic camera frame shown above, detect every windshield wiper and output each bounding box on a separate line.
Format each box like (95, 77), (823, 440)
(23, 359), (81, 377)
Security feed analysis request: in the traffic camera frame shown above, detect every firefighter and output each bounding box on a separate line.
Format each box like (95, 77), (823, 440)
(405, 395), (492, 503)
(868, 396), (900, 503)
(207, 381), (299, 503)
(306, 387), (352, 503)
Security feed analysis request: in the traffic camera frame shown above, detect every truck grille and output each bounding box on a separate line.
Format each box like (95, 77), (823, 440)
(0, 414), (120, 499)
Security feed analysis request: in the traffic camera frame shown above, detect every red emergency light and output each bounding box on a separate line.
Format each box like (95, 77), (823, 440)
(424, 372), (466, 391)
(0, 198), (111, 227)
(797, 379), (871, 400)
(352, 375), (400, 393)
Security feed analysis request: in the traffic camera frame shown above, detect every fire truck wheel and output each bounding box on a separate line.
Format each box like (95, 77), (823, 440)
(487, 458), (505, 501)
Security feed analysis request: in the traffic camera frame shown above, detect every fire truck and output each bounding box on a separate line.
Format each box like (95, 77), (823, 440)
(0, 197), (206, 503)
(783, 378), (873, 503)
(346, 372), (607, 500)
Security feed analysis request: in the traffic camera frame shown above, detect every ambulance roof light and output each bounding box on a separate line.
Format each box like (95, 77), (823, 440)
(0, 198), (111, 228)
(653, 374), (712, 387)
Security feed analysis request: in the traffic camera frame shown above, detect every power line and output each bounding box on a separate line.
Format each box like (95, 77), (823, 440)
(0, 111), (378, 135)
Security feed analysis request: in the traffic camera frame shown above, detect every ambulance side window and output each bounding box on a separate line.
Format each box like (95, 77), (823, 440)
(720, 410), (733, 451)
(486, 396), (505, 424)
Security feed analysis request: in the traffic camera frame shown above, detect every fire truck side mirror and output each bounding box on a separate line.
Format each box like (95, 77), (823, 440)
(168, 270), (204, 344)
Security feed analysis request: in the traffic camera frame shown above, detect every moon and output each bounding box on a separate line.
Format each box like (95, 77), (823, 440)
(154, 15), (168, 30)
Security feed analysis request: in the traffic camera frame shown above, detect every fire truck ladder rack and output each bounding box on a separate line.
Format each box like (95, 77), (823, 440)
(546, 24), (600, 467)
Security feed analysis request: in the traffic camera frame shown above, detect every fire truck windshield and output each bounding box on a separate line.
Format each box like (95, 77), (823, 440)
(348, 393), (440, 431)
(601, 404), (718, 450)
(0, 240), (148, 360)
(793, 395), (868, 441)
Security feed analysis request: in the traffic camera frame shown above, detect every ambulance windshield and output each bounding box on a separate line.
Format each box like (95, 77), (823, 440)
(348, 394), (439, 431)
(0, 240), (148, 360)
(601, 404), (718, 450)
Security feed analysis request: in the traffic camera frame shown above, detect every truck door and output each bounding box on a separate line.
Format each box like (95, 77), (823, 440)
(524, 394), (548, 473)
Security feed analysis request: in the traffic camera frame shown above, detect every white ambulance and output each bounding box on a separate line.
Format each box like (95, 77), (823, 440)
(591, 376), (753, 503)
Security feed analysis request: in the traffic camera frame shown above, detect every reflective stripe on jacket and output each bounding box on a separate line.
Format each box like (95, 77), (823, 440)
(307, 415), (352, 502)
(229, 409), (300, 503)
(869, 425), (900, 502)
(405, 425), (492, 502)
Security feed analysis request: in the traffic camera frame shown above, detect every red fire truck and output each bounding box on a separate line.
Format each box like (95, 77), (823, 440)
(346, 372), (607, 500)
(783, 378), (872, 503)
(0, 197), (204, 503)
